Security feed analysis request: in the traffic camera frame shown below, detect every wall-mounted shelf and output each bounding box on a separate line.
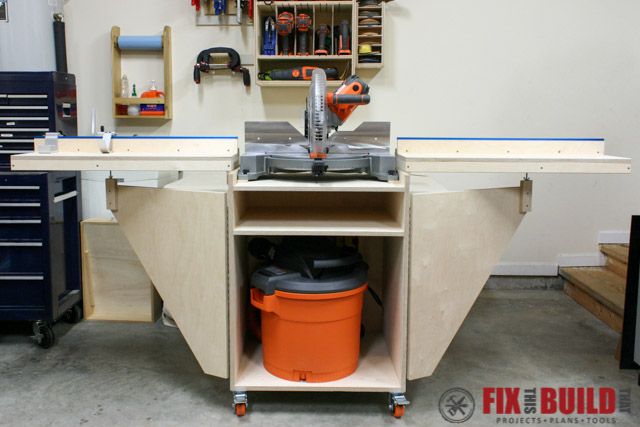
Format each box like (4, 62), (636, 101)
(111, 26), (173, 120)
(255, 1), (359, 87)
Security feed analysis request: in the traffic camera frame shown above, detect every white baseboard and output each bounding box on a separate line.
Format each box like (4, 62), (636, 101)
(557, 252), (606, 268)
(598, 230), (630, 245)
(492, 262), (558, 276)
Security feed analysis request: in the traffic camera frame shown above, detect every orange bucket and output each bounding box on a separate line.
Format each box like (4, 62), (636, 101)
(250, 283), (367, 383)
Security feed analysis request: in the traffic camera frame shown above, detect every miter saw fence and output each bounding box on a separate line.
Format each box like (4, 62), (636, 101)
(239, 69), (398, 182)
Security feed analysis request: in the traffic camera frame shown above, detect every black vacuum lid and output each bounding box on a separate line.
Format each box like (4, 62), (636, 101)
(250, 237), (368, 295)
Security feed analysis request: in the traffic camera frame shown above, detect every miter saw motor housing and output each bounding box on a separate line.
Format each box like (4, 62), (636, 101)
(239, 69), (398, 181)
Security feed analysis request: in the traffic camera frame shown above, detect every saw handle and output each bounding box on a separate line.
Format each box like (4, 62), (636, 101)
(331, 94), (371, 105)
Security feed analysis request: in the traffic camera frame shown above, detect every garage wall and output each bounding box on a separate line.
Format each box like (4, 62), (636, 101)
(63, 0), (640, 270)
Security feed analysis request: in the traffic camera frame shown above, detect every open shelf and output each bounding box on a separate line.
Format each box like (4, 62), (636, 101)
(256, 79), (345, 88)
(235, 334), (402, 392)
(257, 55), (350, 61)
(113, 97), (165, 105)
(233, 174), (406, 193)
(232, 190), (405, 236)
(235, 207), (403, 236)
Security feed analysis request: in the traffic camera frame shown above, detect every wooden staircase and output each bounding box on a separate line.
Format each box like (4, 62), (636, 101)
(561, 244), (629, 333)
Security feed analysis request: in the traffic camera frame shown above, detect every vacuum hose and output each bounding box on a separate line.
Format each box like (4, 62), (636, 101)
(53, 14), (68, 73)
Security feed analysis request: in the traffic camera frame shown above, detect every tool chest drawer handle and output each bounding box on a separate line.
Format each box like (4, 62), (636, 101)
(0, 241), (43, 247)
(0, 202), (41, 207)
(0, 219), (42, 224)
(0, 106), (48, 110)
(0, 186), (40, 190)
(0, 128), (49, 132)
(0, 275), (44, 281)
(0, 117), (48, 121)
(4, 94), (48, 99)
(53, 190), (77, 204)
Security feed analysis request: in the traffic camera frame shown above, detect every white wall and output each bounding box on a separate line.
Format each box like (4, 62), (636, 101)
(0, 0), (63, 71)
(63, 0), (640, 269)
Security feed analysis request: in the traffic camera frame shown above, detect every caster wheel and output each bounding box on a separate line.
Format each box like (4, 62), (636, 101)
(64, 304), (83, 324)
(392, 404), (405, 419)
(235, 403), (247, 417)
(35, 324), (55, 349)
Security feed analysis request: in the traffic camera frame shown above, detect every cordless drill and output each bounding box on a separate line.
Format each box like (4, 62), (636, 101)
(337, 20), (351, 55)
(276, 12), (295, 56)
(315, 24), (330, 55)
(296, 13), (312, 56)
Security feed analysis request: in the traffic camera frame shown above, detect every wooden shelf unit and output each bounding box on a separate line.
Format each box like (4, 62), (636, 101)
(356, 2), (385, 68)
(228, 173), (408, 392)
(111, 26), (172, 120)
(255, 1), (358, 87)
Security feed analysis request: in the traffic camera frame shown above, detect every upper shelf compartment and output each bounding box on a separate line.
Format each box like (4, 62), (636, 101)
(232, 188), (406, 236)
(397, 138), (632, 174)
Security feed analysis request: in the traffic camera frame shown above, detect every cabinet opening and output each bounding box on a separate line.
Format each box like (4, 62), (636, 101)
(230, 234), (406, 391)
(233, 191), (405, 236)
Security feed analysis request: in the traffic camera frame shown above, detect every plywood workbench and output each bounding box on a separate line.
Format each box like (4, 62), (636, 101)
(11, 136), (630, 415)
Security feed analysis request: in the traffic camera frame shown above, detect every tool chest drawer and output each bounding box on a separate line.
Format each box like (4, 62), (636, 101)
(0, 273), (46, 309)
(0, 72), (77, 171)
(0, 244), (44, 273)
(0, 172), (81, 323)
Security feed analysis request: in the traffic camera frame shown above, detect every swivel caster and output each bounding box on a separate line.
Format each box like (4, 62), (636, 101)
(31, 321), (55, 349)
(233, 392), (248, 417)
(388, 393), (410, 419)
(235, 402), (247, 417)
(63, 304), (83, 324)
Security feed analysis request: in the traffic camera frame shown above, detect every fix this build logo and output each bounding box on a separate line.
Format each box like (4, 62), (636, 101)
(439, 387), (632, 424)
(483, 387), (631, 424)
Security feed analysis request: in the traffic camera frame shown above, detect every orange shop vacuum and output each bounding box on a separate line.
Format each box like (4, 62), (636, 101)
(249, 237), (368, 383)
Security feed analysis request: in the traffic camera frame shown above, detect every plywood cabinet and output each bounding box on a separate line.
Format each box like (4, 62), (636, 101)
(224, 174), (529, 393)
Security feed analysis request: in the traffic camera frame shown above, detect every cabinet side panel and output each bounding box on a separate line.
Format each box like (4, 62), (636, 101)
(114, 187), (229, 379)
(407, 188), (524, 380)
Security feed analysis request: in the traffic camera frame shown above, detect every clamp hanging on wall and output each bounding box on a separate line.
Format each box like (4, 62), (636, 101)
(193, 47), (251, 87)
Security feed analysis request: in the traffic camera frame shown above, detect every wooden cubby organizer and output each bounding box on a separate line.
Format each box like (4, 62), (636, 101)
(228, 174), (408, 392)
(357, 1), (384, 68)
(111, 26), (172, 120)
(255, 1), (361, 87)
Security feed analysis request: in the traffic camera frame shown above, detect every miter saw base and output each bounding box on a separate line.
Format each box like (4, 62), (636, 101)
(239, 152), (398, 181)
(239, 121), (398, 182)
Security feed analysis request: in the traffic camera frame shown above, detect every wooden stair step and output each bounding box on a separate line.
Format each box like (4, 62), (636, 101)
(560, 267), (625, 316)
(606, 256), (628, 278)
(564, 281), (623, 333)
(600, 244), (629, 265)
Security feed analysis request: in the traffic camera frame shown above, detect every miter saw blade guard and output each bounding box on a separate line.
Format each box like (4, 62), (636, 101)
(239, 70), (398, 182)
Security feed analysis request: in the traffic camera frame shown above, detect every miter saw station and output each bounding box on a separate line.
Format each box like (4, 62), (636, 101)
(239, 69), (398, 182)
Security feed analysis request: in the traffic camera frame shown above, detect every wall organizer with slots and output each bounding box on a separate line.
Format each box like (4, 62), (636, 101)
(254, 1), (385, 87)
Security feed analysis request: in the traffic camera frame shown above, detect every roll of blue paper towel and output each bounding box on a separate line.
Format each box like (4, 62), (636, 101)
(117, 36), (163, 51)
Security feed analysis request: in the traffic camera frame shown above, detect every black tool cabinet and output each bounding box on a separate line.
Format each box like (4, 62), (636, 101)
(0, 72), (81, 348)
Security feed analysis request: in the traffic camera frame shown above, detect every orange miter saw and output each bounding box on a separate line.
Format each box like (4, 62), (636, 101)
(240, 69), (397, 181)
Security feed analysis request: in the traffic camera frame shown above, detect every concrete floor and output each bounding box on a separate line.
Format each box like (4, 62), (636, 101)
(0, 290), (638, 426)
